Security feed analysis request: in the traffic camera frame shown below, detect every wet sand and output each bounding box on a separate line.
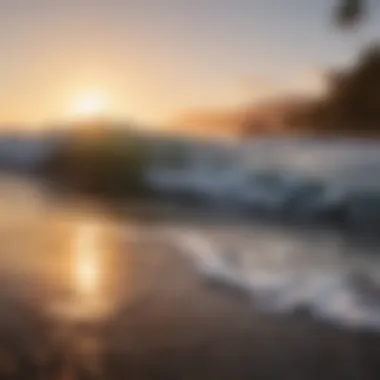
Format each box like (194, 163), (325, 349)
(1, 173), (380, 379)
(1, 230), (380, 379)
(102, 238), (380, 380)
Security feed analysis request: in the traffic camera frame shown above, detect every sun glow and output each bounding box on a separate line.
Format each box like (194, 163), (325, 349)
(69, 92), (109, 119)
(74, 223), (101, 296)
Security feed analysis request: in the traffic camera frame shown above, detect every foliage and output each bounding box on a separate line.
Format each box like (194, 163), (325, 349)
(334, 0), (365, 28)
(314, 45), (380, 134)
(47, 131), (150, 197)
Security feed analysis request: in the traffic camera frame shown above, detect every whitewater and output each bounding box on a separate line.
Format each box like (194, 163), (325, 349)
(143, 137), (380, 331)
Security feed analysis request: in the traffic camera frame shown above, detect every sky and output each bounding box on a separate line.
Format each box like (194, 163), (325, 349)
(1, 0), (380, 128)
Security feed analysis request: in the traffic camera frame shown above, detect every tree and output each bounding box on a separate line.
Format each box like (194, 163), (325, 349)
(316, 44), (380, 134)
(334, 0), (365, 27)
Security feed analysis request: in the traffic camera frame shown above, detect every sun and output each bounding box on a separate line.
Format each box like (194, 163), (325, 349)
(69, 92), (109, 119)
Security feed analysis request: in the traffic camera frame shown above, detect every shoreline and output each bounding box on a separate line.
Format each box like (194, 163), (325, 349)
(102, 237), (380, 380)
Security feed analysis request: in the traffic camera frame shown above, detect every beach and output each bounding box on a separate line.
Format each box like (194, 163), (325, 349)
(1, 176), (380, 379)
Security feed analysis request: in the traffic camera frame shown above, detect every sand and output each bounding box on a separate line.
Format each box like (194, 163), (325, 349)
(1, 231), (380, 379)
(102, 239), (380, 380)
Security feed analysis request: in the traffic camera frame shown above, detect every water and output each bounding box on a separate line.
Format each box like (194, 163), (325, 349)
(145, 138), (380, 230)
(2, 170), (380, 377)
(0, 175), (131, 378)
(135, 135), (380, 328)
(160, 221), (380, 330)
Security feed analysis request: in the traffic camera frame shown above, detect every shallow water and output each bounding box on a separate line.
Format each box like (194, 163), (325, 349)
(146, 138), (380, 230)
(0, 175), (133, 378)
(153, 217), (380, 330)
(2, 174), (380, 378)
(2, 174), (380, 330)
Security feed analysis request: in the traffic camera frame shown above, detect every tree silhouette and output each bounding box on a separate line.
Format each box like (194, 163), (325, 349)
(334, 0), (365, 28)
(312, 44), (380, 134)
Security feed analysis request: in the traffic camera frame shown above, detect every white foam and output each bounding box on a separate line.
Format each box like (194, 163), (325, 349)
(168, 228), (380, 331)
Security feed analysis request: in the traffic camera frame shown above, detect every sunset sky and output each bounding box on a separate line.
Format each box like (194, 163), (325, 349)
(1, 0), (380, 128)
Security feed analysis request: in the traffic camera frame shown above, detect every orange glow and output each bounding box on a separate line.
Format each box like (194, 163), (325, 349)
(74, 223), (101, 296)
(68, 92), (109, 120)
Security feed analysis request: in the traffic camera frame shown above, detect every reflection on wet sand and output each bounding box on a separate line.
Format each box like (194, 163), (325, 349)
(0, 178), (129, 325)
(52, 220), (120, 322)
(75, 223), (101, 297)
(0, 177), (127, 379)
(4, 176), (380, 379)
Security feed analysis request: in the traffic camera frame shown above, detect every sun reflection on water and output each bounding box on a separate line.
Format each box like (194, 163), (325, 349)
(68, 221), (112, 320)
(74, 223), (101, 297)
(47, 219), (119, 321)
(45, 213), (127, 322)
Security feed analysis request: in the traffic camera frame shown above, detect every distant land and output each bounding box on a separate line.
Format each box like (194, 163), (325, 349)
(173, 96), (319, 138)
